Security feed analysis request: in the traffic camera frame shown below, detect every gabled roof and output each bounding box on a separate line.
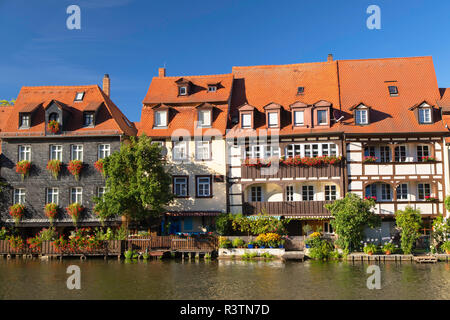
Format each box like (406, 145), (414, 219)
(439, 88), (450, 110)
(0, 85), (136, 137)
(338, 56), (446, 135)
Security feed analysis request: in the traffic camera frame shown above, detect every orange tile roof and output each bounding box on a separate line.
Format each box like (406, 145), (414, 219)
(0, 85), (136, 137)
(139, 73), (233, 137)
(0, 105), (14, 152)
(338, 56), (446, 135)
(227, 60), (342, 137)
(439, 88), (450, 109)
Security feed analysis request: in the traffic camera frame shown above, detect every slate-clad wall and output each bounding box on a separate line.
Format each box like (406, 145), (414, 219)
(0, 136), (121, 222)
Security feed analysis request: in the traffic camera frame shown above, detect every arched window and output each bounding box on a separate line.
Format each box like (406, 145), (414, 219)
(49, 113), (59, 122)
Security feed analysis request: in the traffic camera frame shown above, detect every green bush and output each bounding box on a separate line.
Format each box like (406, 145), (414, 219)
(395, 206), (422, 254)
(232, 238), (245, 248)
(382, 243), (395, 254)
(219, 237), (233, 248)
(215, 213), (235, 235)
(124, 249), (138, 260)
(260, 252), (274, 259)
(363, 243), (378, 254)
(441, 241), (450, 253)
(309, 240), (334, 260)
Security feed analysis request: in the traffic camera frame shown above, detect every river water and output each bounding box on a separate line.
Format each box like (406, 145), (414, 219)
(0, 259), (449, 300)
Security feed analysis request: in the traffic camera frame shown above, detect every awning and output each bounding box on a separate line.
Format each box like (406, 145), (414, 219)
(166, 211), (222, 217)
(247, 215), (281, 220)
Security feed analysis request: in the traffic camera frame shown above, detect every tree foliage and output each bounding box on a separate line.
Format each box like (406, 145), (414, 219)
(395, 206), (422, 254)
(0, 99), (15, 106)
(93, 135), (173, 222)
(324, 193), (381, 252)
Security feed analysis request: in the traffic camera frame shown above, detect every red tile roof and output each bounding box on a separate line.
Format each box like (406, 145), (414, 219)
(0, 85), (136, 137)
(139, 73), (233, 137)
(338, 56), (446, 135)
(0, 106), (14, 152)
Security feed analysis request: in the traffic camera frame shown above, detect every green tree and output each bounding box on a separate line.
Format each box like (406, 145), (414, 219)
(324, 193), (381, 252)
(395, 206), (422, 254)
(215, 213), (235, 235)
(93, 135), (173, 223)
(0, 99), (15, 106)
(431, 215), (450, 252)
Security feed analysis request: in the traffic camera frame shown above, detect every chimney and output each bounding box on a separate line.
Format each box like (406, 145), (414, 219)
(327, 54), (333, 62)
(158, 67), (166, 78)
(103, 74), (110, 97)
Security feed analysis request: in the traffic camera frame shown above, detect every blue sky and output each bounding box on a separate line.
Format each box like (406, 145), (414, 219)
(1, 0), (450, 122)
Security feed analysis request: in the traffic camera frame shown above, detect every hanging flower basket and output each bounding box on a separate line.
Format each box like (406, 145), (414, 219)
(15, 160), (31, 180)
(68, 160), (83, 181)
(66, 203), (83, 226)
(44, 203), (59, 225)
(46, 160), (62, 180)
(9, 204), (25, 226)
(94, 159), (105, 177)
(47, 120), (60, 134)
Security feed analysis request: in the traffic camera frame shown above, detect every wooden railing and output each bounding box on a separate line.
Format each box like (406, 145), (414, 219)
(241, 163), (342, 179)
(127, 236), (218, 252)
(243, 200), (333, 216)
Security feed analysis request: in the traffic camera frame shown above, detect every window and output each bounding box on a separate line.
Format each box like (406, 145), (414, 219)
(173, 140), (188, 160)
(294, 110), (304, 126)
(46, 188), (59, 204)
(154, 110), (168, 127)
(381, 184), (392, 201)
(74, 92), (85, 101)
(388, 86), (398, 95)
(364, 146), (376, 157)
(241, 113), (252, 128)
(97, 187), (107, 198)
(49, 113), (59, 122)
(83, 113), (94, 127)
(178, 86), (187, 95)
(198, 110), (212, 127)
(196, 176), (211, 197)
(98, 144), (110, 159)
(396, 184), (408, 200)
(18, 145), (31, 161)
(183, 217), (193, 231)
(317, 110), (327, 125)
(286, 186), (294, 202)
(49, 145), (62, 161)
(419, 108), (432, 124)
(208, 86), (217, 92)
(355, 109), (368, 125)
(70, 187), (83, 204)
(174, 177), (188, 197)
(394, 146), (407, 162)
(380, 146), (390, 163)
(297, 87), (304, 94)
(302, 186), (314, 201)
(71, 145), (83, 161)
(14, 188), (25, 204)
(195, 141), (211, 160)
(365, 184), (377, 198)
(20, 114), (30, 128)
(268, 112), (278, 127)
(418, 183), (431, 200)
(417, 145), (430, 161)
(325, 185), (337, 201)
(251, 186), (262, 202)
(246, 145), (280, 159)
(285, 143), (337, 158)
(312, 144), (319, 157)
(324, 222), (333, 234)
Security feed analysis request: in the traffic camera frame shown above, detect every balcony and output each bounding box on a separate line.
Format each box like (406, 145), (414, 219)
(363, 162), (441, 176)
(243, 200), (333, 216)
(241, 163), (342, 179)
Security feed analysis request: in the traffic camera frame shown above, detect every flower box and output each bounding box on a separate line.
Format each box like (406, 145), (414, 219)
(363, 156), (378, 163)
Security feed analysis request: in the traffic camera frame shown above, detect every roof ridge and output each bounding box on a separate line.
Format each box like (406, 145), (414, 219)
(21, 85), (99, 90)
(337, 56), (432, 63)
(153, 73), (233, 80)
(232, 60), (333, 70)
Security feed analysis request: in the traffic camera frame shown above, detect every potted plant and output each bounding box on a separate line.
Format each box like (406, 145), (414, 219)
(47, 120), (60, 134)
(441, 241), (450, 254)
(94, 159), (105, 177)
(382, 242), (395, 255)
(15, 160), (31, 180)
(247, 241), (256, 249)
(218, 236), (232, 249)
(66, 203), (83, 227)
(44, 203), (59, 225)
(232, 238), (245, 248)
(421, 156), (436, 162)
(68, 160), (83, 181)
(9, 203), (25, 226)
(364, 243), (378, 255)
(46, 160), (62, 180)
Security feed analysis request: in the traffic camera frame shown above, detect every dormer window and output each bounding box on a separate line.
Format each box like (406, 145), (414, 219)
(317, 110), (327, 125)
(154, 110), (168, 127)
(19, 114), (30, 129)
(388, 86), (398, 96)
(419, 107), (432, 124)
(49, 113), (59, 122)
(268, 112), (278, 128)
(294, 110), (304, 126)
(198, 109), (211, 127)
(75, 92), (85, 101)
(208, 85), (217, 92)
(242, 113), (252, 128)
(179, 86), (187, 96)
(355, 109), (368, 125)
(83, 112), (94, 127)
(297, 87), (305, 95)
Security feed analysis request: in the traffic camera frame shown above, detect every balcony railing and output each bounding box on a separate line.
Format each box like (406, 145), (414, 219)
(241, 163), (342, 179)
(243, 200), (333, 216)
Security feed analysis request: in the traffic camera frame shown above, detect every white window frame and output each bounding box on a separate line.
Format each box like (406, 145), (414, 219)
(179, 86), (187, 95)
(75, 92), (85, 101)
(241, 113), (252, 128)
(396, 184), (408, 200)
(154, 110), (168, 127)
(294, 110), (304, 126)
(394, 145), (407, 162)
(71, 145), (83, 161)
(246, 145), (280, 159)
(355, 109), (368, 125)
(98, 144), (111, 159)
(417, 145), (430, 160)
(196, 176), (211, 197)
(18, 145), (31, 161)
(250, 186), (262, 202)
(49, 145), (62, 161)
(14, 188), (25, 204)
(302, 185), (314, 201)
(285, 143), (338, 158)
(208, 86), (217, 92)
(195, 140), (211, 161)
(174, 177), (188, 197)
(20, 114), (30, 128)
(325, 185), (337, 201)
(380, 184), (392, 201)
(198, 110), (212, 127)
(70, 187), (83, 204)
(418, 108), (432, 124)
(83, 113), (94, 127)
(173, 140), (188, 161)
(97, 186), (107, 198)
(286, 185), (294, 202)
(46, 188), (59, 204)
(317, 110), (327, 125)
(268, 112), (278, 128)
